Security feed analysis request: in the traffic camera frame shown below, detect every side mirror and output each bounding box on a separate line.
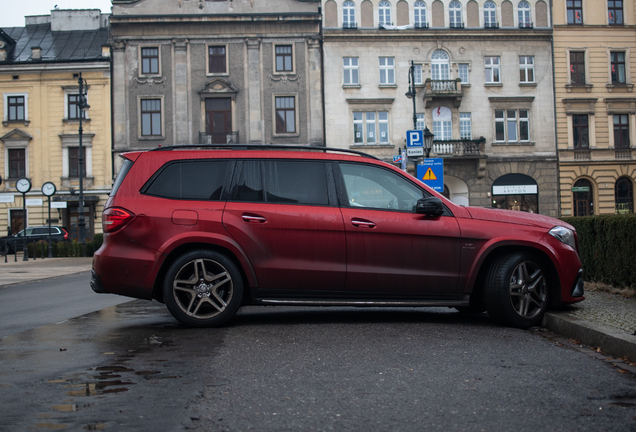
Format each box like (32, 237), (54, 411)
(416, 197), (444, 217)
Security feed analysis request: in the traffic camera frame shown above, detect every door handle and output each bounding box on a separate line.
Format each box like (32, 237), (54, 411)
(242, 214), (267, 223)
(351, 219), (376, 228)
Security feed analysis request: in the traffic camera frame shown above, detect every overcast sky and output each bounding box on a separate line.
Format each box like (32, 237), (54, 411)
(1, 0), (113, 28)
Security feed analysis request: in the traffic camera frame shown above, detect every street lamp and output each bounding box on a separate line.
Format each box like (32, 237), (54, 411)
(405, 60), (418, 130)
(423, 126), (434, 158)
(77, 72), (90, 257)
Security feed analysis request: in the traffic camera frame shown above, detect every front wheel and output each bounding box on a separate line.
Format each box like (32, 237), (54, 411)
(163, 250), (244, 327)
(483, 253), (549, 329)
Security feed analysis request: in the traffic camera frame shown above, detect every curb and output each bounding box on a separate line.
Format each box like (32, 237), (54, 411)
(543, 311), (636, 362)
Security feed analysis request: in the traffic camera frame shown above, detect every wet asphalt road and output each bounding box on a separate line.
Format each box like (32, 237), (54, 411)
(0, 277), (635, 431)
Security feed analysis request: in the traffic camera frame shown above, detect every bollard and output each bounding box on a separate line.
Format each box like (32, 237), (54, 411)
(32, 240), (36, 261)
(14, 248), (17, 262)
(3, 245), (6, 264)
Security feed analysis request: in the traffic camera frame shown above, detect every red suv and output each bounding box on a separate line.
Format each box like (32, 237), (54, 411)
(92, 146), (584, 328)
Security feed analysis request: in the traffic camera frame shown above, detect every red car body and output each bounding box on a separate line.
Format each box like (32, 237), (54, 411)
(92, 147), (584, 328)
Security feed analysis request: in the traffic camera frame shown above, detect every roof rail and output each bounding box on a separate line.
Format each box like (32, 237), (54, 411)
(148, 144), (380, 160)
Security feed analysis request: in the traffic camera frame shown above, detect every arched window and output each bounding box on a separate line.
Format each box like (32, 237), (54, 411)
(343, 1), (357, 28)
(492, 173), (539, 213)
(615, 177), (634, 213)
(518, 1), (532, 27)
(573, 179), (594, 216)
(449, 1), (463, 27)
(414, 1), (427, 28)
(431, 50), (450, 80)
(379, 1), (392, 26)
(484, 1), (497, 27)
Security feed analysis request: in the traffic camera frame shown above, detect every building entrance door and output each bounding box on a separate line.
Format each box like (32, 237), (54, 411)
(205, 98), (232, 144)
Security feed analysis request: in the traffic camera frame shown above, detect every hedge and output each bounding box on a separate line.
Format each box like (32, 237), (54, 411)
(24, 234), (104, 258)
(560, 214), (636, 288)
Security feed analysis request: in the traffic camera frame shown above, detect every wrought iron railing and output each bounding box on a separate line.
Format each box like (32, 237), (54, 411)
(449, 22), (464, 28)
(519, 21), (534, 28)
(343, 22), (358, 29)
(199, 131), (239, 145)
(485, 22), (499, 28)
(414, 23), (429, 29)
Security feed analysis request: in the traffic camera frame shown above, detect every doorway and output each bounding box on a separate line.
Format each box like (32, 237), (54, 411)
(205, 98), (232, 144)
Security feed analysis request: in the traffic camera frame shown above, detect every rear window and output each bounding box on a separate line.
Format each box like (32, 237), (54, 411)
(144, 160), (229, 200)
(110, 158), (134, 198)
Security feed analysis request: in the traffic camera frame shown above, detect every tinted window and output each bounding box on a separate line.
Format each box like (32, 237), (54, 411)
(265, 161), (329, 205)
(145, 160), (228, 200)
(32, 228), (49, 235)
(111, 158), (134, 197)
(339, 163), (424, 211)
(234, 160), (264, 202)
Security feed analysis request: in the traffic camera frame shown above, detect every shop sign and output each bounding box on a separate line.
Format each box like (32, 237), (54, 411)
(0, 195), (15, 203)
(51, 201), (68, 209)
(572, 186), (590, 192)
(26, 199), (43, 206)
(492, 185), (537, 195)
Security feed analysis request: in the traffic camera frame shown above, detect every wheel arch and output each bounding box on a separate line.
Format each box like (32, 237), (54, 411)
(152, 241), (256, 305)
(468, 244), (562, 309)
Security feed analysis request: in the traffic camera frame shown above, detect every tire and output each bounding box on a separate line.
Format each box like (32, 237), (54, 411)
(483, 252), (549, 329)
(163, 250), (244, 327)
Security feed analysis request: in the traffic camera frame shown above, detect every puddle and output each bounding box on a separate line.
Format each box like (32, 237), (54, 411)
(135, 371), (161, 376)
(64, 380), (135, 397)
(52, 404), (91, 412)
(36, 423), (68, 430)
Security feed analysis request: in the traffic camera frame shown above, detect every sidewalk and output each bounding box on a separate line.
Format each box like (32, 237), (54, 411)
(1, 256), (634, 362)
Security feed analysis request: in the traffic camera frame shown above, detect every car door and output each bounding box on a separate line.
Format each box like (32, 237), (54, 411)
(336, 162), (461, 294)
(222, 159), (346, 292)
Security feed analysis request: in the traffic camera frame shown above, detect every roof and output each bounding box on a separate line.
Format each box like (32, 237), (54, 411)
(0, 24), (108, 63)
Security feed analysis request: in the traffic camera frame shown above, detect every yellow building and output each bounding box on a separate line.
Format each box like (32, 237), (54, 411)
(553, 0), (636, 216)
(0, 10), (112, 240)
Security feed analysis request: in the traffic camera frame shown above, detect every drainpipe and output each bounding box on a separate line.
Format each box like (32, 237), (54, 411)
(550, 2), (562, 217)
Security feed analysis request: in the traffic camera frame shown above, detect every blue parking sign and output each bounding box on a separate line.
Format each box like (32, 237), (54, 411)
(417, 158), (444, 192)
(406, 130), (423, 147)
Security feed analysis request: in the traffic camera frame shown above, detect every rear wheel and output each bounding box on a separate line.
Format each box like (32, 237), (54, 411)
(483, 253), (549, 329)
(163, 250), (243, 327)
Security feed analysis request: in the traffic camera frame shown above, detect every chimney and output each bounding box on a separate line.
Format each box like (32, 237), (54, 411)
(31, 46), (42, 60)
(0, 42), (6, 62)
(101, 45), (110, 58)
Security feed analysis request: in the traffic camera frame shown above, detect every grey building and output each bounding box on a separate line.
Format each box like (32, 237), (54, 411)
(110, 0), (324, 174)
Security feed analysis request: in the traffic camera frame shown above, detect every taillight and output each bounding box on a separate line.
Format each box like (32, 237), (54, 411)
(62, 228), (69, 240)
(103, 207), (135, 233)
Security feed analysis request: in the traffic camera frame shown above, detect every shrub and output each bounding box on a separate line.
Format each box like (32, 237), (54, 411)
(560, 214), (636, 288)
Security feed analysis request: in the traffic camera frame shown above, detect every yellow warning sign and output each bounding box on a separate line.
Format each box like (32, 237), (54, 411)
(422, 168), (437, 180)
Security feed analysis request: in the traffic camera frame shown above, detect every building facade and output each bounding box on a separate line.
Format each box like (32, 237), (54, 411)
(0, 10), (112, 239)
(110, 0), (323, 175)
(553, 0), (636, 216)
(322, 0), (559, 216)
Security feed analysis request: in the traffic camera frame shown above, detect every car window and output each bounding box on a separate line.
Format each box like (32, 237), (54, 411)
(234, 160), (264, 202)
(23, 228), (34, 236)
(339, 163), (424, 211)
(264, 161), (329, 205)
(144, 160), (228, 200)
(32, 228), (49, 235)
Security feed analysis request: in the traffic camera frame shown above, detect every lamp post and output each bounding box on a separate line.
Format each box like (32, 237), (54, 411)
(405, 60), (418, 130)
(77, 72), (90, 257)
(423, 126), (434, 158)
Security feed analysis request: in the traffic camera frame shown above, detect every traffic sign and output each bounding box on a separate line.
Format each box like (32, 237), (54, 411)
(406, 130), (423, 147)
(407, 148), (423, 156)
(393, 155), (403, 163)
(417, 158), (444, 192)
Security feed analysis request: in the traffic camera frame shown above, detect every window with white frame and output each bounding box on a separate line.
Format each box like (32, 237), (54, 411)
(141, 47), (160, 75)
(484, 1), (497, 27)
(343, 57), (359, 85)
(416, 113), (426, 130)
(458, 63), (470, 83)
(431, 50), (450, 80)
(275, 96), (297, 134)
(4, 94), (27, 122)
(518, 1), (532, 27)
(343, 1), (356, 28)
(413, 64), (423, 85)
(495, 109), (529, 142)
(460, 113), (472, 139)
(353, 111), (389, 144)
(140, 99), (162, 137)
(485, 56), (501, 83)
(519, 56), (535, 83)
(414, 1), (427, 28)
(432, 106), (452, 140)
(379, 1), (392, 26)
(449, 1), (463, 27)
(379, 57), (395, 84)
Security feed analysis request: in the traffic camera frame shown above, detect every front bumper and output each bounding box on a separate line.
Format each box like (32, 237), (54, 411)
(571, 268), (584, 298)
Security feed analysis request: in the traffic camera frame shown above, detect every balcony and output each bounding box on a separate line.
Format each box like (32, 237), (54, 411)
(449, 22), (464, 29)
(431, 139), (485, 158)
(519, 21), (534, 29)
(423, 78), (464, 107)
(484, 22), (499, 29)
(414, 23), (429, 29)
(343, 22), (357, 29)
(199, 131), (239, 145)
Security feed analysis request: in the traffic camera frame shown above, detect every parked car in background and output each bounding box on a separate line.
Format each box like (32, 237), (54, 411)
(92, 145), (585, 329)
(1, 226), (69, 254)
